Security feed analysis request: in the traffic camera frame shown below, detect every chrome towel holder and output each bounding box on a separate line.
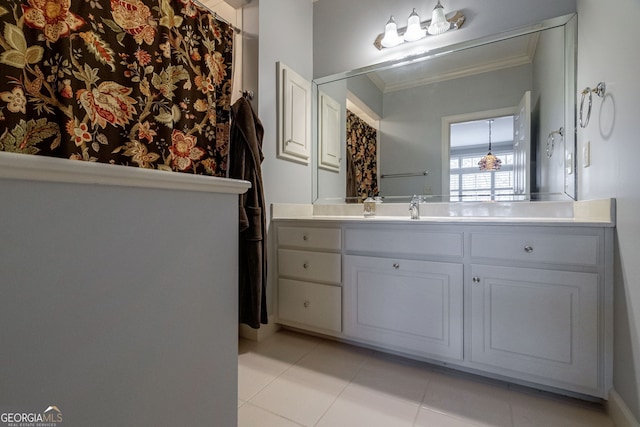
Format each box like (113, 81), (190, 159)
(579, 82), (606, 128)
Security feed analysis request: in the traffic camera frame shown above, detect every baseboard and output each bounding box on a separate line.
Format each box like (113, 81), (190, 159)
(608, 389), (640, 427)
(239, 315), (280, 342)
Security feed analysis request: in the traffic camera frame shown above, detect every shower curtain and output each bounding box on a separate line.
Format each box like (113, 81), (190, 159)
(0, 0), (233, 176)
(346, 109), (378, 201)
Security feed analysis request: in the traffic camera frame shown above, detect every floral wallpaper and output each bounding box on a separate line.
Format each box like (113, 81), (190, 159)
(346, 109), (378, 201)
(0, 0), (234, 176)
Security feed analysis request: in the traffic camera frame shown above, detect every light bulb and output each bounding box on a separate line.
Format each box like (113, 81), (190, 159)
(381, 16), (403, 48)
(404, 9), (426, 42)
(427, 0), (451, 35)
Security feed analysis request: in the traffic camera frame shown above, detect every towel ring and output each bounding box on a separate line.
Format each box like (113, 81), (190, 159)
(546, 127), (564, 158)
(579, 82), (605, 128)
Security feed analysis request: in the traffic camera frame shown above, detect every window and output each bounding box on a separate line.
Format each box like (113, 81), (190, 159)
(450, 149), (514, 201)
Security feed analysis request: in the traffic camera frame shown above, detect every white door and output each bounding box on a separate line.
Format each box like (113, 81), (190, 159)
(513, 91), (531, 195)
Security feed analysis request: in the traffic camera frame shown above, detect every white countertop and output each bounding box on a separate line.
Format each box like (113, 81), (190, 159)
(272, 199), (616, 227)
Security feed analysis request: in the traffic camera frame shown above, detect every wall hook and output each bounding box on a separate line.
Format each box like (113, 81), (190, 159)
(579, 82), (606, 128)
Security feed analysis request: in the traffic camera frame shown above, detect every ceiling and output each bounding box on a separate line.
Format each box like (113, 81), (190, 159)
(450, 115), (514, 148)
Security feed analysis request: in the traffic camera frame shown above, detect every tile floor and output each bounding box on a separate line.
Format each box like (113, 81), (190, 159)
(238, 330), (614, 427)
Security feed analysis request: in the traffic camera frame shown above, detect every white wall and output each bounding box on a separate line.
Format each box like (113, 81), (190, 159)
(246, 0), (314, 320)
(577, 0), (640, 421)
(0, 170), (241, 426)
(313, 0), (576, 78)
(258, 0), (314, 208)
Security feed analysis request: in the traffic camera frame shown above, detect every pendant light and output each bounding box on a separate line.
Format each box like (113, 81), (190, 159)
(478, 119), (502, 171)
(427, 0), (451, 35)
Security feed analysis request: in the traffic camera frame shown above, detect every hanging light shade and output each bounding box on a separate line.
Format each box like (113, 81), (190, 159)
(427, 0), (451, 35)
(404, 9), (426, 42)
(381, 16), (403, 48)
(478, 119), (502, 171)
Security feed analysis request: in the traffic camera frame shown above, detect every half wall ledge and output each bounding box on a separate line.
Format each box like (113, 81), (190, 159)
(0, 151), (251, 195)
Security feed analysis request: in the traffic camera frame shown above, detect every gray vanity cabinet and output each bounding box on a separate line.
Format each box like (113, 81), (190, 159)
(276, 225), (342, 333)
(467, 227), (611, 397)
(274, 220), (613, 399)
(341, 225), (465, 360)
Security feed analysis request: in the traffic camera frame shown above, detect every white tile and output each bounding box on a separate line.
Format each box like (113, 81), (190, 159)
(295, 339), (370, 381)
(349, 352), (431, 405)
(238, 352), (292, 401)
(316, 384), (420, 427)
(238, 403), (304, 427)
(249, 364), (351, 426)
(239, 331), (615, 427)
(414, 407), (486, 427)
(421, 371), (513, 427)
(238, 331), (321, 401)
(510, 389), (614, 427)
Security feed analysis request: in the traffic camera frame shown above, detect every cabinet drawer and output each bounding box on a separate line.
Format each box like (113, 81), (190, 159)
(345, 228), (463, 258)
(278, 279), (341, 332)
(278, 249), (341, 284)
(470, 232), (599, 266)
(278, 226), (341, 251)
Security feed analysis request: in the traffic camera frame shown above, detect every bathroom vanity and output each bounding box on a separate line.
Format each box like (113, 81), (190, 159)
(273, 200), (615, 399)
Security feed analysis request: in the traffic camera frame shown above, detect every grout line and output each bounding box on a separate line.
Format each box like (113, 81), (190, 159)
(312, 346), (371, 426)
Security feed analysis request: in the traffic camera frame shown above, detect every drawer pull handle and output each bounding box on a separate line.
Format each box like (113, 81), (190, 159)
(393, 263), (400, 269)
(303, 263), (309, 269)
(303, 235), (308, 241)
(473, 277), (481, 283)
(524, 245), (534, 253)
(303, 300), (310, 308)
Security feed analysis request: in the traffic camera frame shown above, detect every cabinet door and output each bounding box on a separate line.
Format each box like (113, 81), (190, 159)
(469, 264), (600, 392)
(343, 255), (463, 361)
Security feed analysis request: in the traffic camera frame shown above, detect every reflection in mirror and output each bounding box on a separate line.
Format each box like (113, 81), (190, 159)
(313, 14), (577, 204)
(449, 115), (517, 201)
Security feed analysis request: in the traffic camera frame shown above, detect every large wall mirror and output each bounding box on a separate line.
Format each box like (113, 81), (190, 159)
(312, 14), (577, 204)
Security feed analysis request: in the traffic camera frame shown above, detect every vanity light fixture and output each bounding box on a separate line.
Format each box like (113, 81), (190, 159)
(380, 16), (404, 48)
(428, 0), (451, 35)
(374, 1), (465, 50)
(478, 119), (502, 172)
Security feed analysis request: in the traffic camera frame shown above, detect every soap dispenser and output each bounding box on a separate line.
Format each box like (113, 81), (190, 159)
(363, 196), (376, 217)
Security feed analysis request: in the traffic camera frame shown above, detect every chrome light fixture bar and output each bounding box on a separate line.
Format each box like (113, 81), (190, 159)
(374, 1), (465, 50)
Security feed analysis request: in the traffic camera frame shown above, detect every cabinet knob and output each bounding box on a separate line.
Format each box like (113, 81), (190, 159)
(524, 245), (534, 253)
(472, 277), (481, 283)
(303, 262), (309, 269)
(393, 263), (400, 269)
(303, 235), (308, 241)
(303, 300), (310, 308)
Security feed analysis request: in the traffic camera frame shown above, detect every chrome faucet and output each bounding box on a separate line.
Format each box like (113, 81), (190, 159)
(409, 195), (420, 220)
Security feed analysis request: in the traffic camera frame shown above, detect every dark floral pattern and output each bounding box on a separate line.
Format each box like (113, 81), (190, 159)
(0, 0), (233, 176)
(346, 109), (378, 201)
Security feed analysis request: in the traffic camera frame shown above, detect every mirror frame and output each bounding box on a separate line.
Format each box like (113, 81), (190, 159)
(312, 13), (577, 203)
